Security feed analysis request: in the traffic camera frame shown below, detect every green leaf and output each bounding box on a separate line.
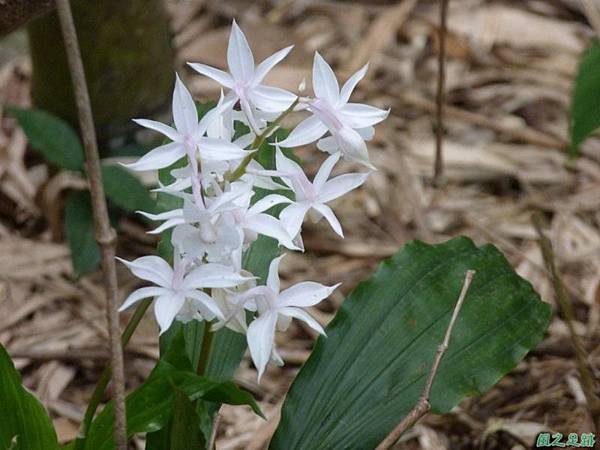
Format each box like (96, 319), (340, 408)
(168, 388), (206, 449)
(569, 40), (600, 158)
(85, 366), (260, 449)
(64, 191), (100, 276)
(0, 343), (59, 450)
(6, 107), (84, 171)
(100, 164), (154, 212)
(270, 237), (551, 450)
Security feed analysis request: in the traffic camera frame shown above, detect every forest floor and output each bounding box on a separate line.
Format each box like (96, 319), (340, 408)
(1, 0), (600, 448)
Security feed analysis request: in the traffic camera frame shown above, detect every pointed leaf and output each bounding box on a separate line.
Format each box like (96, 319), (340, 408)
(270, 237), (551, 450)
(101, 164), (154, 212)
(64, 191), (100, 276)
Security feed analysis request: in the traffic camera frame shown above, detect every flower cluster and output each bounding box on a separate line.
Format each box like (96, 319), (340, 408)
(118, 21), (388, 380)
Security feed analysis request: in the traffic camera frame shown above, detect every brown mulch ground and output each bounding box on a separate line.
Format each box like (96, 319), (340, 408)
(2, 0), (600, 448)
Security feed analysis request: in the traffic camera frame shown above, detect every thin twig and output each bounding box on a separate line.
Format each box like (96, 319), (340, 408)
(54, 0), (127, 448)
(208, 407), (222, 450)
(532, 213), (600, 433)
(433, 0), (449, 185)
(375, 270), (475, 450)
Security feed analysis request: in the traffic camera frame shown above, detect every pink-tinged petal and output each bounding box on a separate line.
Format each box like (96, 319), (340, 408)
(228, 20), (255, 82)
(250, 85), (296, 113)
(187, 62), (234, 88)
(318, 172), (369, 203)
(133, 119), (180, 142)
(311, 203), (344, 237)
(247, 311), (278, 381)
(173, 74), (198, 136)
(279, 281), (339, 308)
(266, 255), (285, 294)
(313, 152), (341, 191)
(198, 137), (251, 161)
(123, 142), (186, 171)
(243, 215), (299, 250)
(253, 45), (294, 85)
(312, 52), (340, 104)
(248, 194), (293, 215)
(154, 293), (185, 334)
(279, 202), (310, 238)
(276, 116), (328, 148)
(119, 286), (167, 312)
(183, 263), (252, 289)
(279, 306), (326, 335)
(116, 256), (173, 287)
(186, 289), (225, 320)
(339, 103), (389, 129)
(339, 63), (369, 105)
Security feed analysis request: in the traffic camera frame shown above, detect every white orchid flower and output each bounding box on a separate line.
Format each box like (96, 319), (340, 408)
(126, 74), (250, 172)
(233, 255), (339, 380)
(277, 53), (389, 168)
(188, 20), (296, 132)
(275, 148), (369, 239)
(117, 255), (252, 334)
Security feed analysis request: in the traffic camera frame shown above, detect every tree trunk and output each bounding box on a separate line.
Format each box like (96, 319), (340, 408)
(27, 0), (175, 143)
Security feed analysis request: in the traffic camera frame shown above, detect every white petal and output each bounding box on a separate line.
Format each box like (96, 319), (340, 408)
(116, 256), (173, 287)
(253, 45), (293, 85)
(183, 263), (252, 289)
(123, 142), (186, 171)
(228, 20), (254, 82)
(279, 202), (310, 239)
(119, 286), (166, 311)
(173, 74), (198, 136)
(244, 215), (299, 250)
(280, 282), (340, 309)
(187, 62), (234, 88)
(186, 289), (225, 320)
(147, 218), (186, 235)
(198, 137), (251, 161)
(318, 172), (369, 203)
(250, 85), (296, 113)
(316, 136), (339, 154)
(279, 306), (326, 335)
(312, 52), (340, 104)
(133, 119), (180, 142)
(339, 103), (389, 129)
(154, 293), (185, 334)
(336, 127), (375, 169)
(247, 311), (278, 381)
(248, 194), (293, 215)
(311, 203), (343, 237)
(266, 255), (285, 294)
(275, 146), (303, 177)
(197, 96), (237, 138)
(313, 152), (341, 192)
(339, 63), (369, 105)
(357, 126), (375, 141)
(276, 116), (328, 148)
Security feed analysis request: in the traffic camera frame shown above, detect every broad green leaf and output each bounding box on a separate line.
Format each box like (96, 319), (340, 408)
(7, 107), (84, 171)
(271, 237), (551, 450)
(570, 40), (600, 158)
(100, 164), (154, 212)
(168, 388), (205, 449)
(85, 365), (260, 449)
(0, 344), (59, 450)
(64, 191), (100, 276)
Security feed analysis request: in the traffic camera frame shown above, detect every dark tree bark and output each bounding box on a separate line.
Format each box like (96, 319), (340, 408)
(27, 0), (175, 142)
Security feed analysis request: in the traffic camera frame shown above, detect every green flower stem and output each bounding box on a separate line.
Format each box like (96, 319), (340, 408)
(227, 98), (299, 182)
(74, 298), (152, 449)
(196, 324), (215, 375)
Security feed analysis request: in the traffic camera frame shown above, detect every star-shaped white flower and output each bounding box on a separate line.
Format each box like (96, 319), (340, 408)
(126, 74), (250, 171)
(233, 255), (339, 380)
(188, 20), (296, 132)
(277, 52), (389, 168)
(117, 255), (252, 334)
(275, 148), (369, 239)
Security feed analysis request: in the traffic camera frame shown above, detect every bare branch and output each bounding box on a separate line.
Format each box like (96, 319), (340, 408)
(433, 0), (449, 185)
(375, 269), (475, 450)
(54, 0), (127, 447)
(532, 213), (600, 433)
